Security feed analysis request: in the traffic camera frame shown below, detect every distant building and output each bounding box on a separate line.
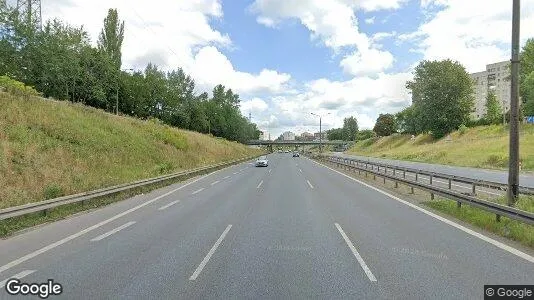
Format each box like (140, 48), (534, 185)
(314, 132), (327, 140)
(282, 131), (296, 141)
(300, 132), (314, 141)
(469, 60), (511, 119)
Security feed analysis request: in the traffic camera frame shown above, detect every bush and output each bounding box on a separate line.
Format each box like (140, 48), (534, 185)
(0, 76), (41, 98)
(458, 124), (468, 135)
(355, 129), (376, 141)
(43, 184), (64, 200)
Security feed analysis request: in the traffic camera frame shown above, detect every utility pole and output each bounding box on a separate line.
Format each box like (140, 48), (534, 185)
(508, 0), (520, 207)
(311, 112), (330, 153)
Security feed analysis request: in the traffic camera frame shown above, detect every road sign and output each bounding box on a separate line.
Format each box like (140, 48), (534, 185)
(527, 116), (534, 124)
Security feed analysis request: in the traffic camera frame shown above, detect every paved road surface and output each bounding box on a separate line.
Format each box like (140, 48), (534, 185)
(0, 154), (533, 299)
(333, 152), (534, 188)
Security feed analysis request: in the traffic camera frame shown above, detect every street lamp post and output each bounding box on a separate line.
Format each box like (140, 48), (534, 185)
(311, 112), (330, 153)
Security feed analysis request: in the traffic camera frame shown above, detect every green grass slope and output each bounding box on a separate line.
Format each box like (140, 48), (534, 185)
(0, 92), (262, 209)
(347, 125), (534, 171)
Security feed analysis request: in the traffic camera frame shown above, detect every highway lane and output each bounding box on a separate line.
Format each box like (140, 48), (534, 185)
(333, 152), (534, 188)
(0, 153), (533, 299)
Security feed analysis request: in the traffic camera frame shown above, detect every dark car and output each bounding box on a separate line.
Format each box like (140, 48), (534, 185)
(292, 152), (299, 157)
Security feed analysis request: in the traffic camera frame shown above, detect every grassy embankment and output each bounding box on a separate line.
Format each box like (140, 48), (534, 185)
(347, 125), (534, 171)
(0, 91), (262, 236)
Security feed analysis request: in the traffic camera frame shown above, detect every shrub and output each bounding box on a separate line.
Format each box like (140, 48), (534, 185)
(0, 76), (41, 98)
(458, 124), (468, 135)
(43, 184), (64, 200)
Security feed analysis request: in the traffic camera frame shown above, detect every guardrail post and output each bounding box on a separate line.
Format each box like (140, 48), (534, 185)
(410, 187), (414, 194)
(457, 201), (461, 208)
(448, 179), (452, 189)
(415, 172), (418, 181)
(383, 176), (386, 184)
(373, 174), (376, 180)
(403, 170), (406, 179)
(472, 183), (476, 196)
(393, 168), (396, 176)
(377, 166), (380, 172)
(395, 181), (398, 188)
(430, 192), (434, 200)
(429, 175), (433, 185)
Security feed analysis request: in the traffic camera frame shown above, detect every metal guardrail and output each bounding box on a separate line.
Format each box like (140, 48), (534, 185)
(318, 155), (534, 226)
(0, 156), (260, 221)
(327, 155), (534, 196)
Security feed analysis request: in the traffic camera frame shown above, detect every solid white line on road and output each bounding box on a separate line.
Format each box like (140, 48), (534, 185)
(158, 200), (180, 211)
(310, 158), (534, 263)
(91, 221), (136, 242)
(307, 180), (314, 189)
(211, 180), (220, 186)
(335, 223), (377, 282)
(0, 170), (221, 276)
(192, 188), (205, 195)
(223, 176), (230, 180)
(257, 180), (264, 189)
(0, 270), (35, 288)
(189, 225), (232, 281)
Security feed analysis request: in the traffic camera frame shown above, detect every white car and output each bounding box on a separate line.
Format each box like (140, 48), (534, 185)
(255, 156), (269, 167)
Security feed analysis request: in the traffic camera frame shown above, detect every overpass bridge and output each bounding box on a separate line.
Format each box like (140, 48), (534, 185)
(246, 140), (352, 153)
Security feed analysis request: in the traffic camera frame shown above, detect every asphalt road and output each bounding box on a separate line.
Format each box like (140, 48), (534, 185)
(332, 152), (534, 188)
(0, 154), (533, 299)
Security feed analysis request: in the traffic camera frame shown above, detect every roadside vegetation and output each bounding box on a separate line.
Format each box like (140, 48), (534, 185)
(0, 88), (262, 210)
(347, 124), (534, 171)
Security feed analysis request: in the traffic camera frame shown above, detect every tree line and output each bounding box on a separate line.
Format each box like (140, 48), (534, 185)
(0, 6), (260, 142)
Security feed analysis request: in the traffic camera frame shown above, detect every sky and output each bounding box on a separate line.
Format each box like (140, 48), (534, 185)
(16, 0), (534, 138)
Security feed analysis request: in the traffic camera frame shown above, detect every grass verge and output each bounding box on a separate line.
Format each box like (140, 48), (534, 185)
(347, 124), (534, 171)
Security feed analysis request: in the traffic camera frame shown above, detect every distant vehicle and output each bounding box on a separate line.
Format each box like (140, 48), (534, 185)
(255, 156), (269, 167)
(284, 150), (289, 153)
(292, 152), (299, 157)
(278, 149), (283, 153)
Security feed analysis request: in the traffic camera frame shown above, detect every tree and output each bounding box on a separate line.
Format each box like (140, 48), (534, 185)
(406, 59), (474, 138)
(342, 116), (358, 141)
(523, 72), (534, 116)
(355, 129), (376, 141)
(327, 128), (344, 140)
(97, 8), (124, 69)
(483, 90), (502, 124)
(373, 113), (397, 136)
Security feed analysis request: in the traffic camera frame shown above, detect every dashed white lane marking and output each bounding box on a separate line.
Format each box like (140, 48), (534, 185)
(0, 270), (36, 288)
(299, 169), (303, 173)
(189, 225), (232, 281)
(211, 180), (220, 186)
(307, 180), (314, 189)
(311, 158), (534, 263)
(257, 180), (264, 189)
(158, 200), (180, 210)
(0, 170), (219, 276)
(233, 172), (238, 175)
(223, 176), (230, 179)
(335, 223), (377, 282)
(192, 188), (205, 195)
(91, 221), (136, 242)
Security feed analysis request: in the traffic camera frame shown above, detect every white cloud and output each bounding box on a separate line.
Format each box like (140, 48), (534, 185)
(402, 0), (534, 72)
(340, 48), (395, 76)
(365, 17), (375, 24)
(190, 46), (291, 95)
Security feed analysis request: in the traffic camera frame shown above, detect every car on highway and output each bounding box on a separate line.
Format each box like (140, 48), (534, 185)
(292, 152), (299, 157)
(284, 150), (289, 153)
(255, 155), (269, 167)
